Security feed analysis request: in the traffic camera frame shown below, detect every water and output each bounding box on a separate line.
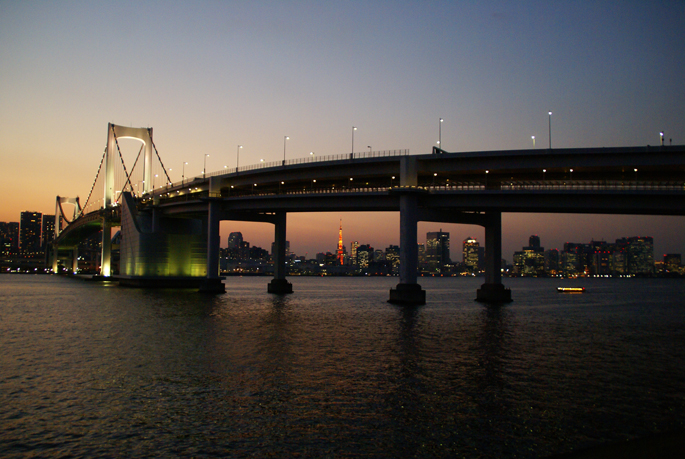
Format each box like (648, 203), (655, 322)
(1, 275), (684, 458)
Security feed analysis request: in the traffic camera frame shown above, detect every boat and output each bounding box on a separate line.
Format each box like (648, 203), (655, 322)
(557, 287), (585, 293)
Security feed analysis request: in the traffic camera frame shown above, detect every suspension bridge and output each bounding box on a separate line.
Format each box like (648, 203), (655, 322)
(52, 123), (685, 303)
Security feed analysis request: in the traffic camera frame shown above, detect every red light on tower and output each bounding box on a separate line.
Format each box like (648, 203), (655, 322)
(338, 219), (344, 265)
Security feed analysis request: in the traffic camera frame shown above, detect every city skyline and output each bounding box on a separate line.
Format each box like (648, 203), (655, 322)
(2, 2), (684, 259)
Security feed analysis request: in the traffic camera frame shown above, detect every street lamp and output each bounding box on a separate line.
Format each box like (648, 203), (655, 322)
(237, 145), (242, 172)
(439, 118), (443, 150)
(283, 136), (289, 165)
(182, 162), (188, 185)
(368, 145), (372, 155)
(351, 126), (357, 158)
(531, 135), (536, 148)
(203, 154), (209, 178)
(548, 111), (552, 149)
(660, 131), (664, 146)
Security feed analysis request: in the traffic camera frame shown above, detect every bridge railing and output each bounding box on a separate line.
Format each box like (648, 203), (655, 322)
(195, 149), (410, 181)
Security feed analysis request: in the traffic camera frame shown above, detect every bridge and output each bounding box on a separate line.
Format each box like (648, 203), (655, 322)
(52, 123), (685, 304)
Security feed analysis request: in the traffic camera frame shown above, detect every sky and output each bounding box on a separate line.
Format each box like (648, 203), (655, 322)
(1, 0), (684, 261)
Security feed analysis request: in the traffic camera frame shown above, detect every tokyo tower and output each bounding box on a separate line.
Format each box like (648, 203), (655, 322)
(337, 219), (344, 265)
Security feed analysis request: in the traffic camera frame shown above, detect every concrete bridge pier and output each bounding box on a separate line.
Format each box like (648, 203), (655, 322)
(200, 199), (226, 293)
(268, 211), (293, 294)
(100, 219), (112, 277)
(389, 156), (426, 305)
(476, 211), (512, 303)
(389, 194), (425, 305)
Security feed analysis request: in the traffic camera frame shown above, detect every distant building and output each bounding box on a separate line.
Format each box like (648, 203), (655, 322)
(20, 211), (42, 253)
(514, 235), (545, 276)
(350, 241), (359, 266)
(385, 245), (400, 273)
(426, 231), (450, 272)
(357, 244), (373, 269)
(544, 248), (560, 275)
(462, 237), (479, 272)
(42, 215), (55, 250)
(0, 222), (19, 254)
(664, 254), (681, 273)
(627, 236), (654, 275)
(228, 232), (243, 250)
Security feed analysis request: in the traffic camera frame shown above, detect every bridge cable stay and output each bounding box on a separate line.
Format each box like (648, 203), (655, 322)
(148, 128), (172, 187)
(111, 126), (134, 203)
(117, 143), (144, 201)
(80, 147), (107, 216)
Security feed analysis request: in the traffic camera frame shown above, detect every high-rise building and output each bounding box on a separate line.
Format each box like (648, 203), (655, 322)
(228, 232), (243, 250)
(357, 244), (373, 269)
(42, 215), (55, 250)
(385, 245), (400, 273)
(462, 237), (479, 272)
(529, 234), (541, 249)
(544, 248), (560, 275)
(20, 211), (42, 253)
(627, 236), (654, 275)
(0, 222), (19, 255)
(350, 241), (359, 266)
(426, 230), (450, 272)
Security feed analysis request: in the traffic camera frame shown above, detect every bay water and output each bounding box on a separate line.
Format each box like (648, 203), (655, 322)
(1, 275), (684, 457)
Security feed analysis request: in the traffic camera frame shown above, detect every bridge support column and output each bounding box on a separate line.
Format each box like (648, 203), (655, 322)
(200, 200), (225, 293)
(389, 193), (425, 305)
(476, 211), (512, 303)
(268, 211), (293, 294)
(101, 219), (111, 277)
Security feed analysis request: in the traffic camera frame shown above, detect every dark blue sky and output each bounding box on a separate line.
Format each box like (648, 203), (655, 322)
(2, 1), (683, 258)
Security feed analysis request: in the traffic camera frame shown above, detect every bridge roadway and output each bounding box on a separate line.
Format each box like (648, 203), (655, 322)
(55, 145), (685, 303)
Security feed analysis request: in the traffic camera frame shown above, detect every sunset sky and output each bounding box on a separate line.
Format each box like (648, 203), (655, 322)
(1, 1), (684, 261)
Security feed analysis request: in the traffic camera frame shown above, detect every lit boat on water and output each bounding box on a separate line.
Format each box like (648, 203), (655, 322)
(557, 287), (585, 293)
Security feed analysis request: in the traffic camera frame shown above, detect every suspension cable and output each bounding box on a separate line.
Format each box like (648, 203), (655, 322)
(149, 128), (172, 185)
(118, 143), (144, 201)
(80, 147), (107, 215)
(112, 125), (133, 203)
(58, 201), (75, 224)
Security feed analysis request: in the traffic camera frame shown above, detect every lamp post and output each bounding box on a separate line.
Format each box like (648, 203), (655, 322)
(439, 118), (443, 151)
(368, 145), (372, 155)
(548, 111), (552, 149)
(532, 136), (536, 148)
(237, 145), (242, 172)
(182, 162), (188, 185)
(351, 126), (357, 159)
(283, 136), (289, 165)
(203, 154), (209, 178)
(660, 132), (664, 146)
